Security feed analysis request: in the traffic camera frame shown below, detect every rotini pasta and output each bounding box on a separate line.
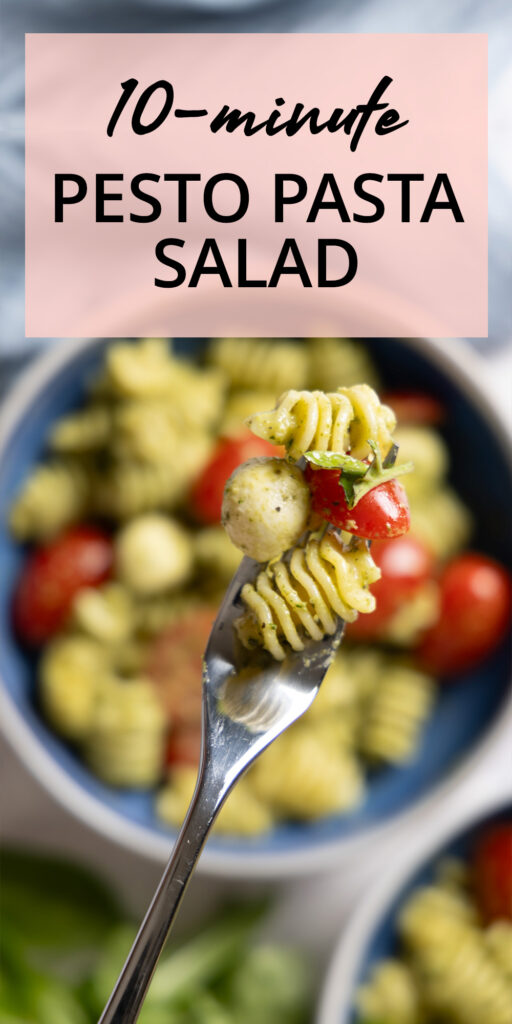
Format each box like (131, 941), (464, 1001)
(358, 664), (435, 764)
(486, 922), (512, 983)
(219, 389), (280, 437)
(358, 860), (512, 1024)
(401, 882), (512, 1024)
(9, 459), (92, 540)
(395, 424), (448, 497)
(84, 677), (166, 788)
(9, 336), (487, 841)
(409, 487), (472, 562)
(208, 337), (308, 393)
(237, 531), (380, 660)
(40, 634), (108, 740)
(251, 720), (364, 819)
(356, 959), (423, 1024)
(71, 583), (134, 645)
(50, 405), (111, 452)
(306, 337), (381, 392)
(247, 384), (396, 461)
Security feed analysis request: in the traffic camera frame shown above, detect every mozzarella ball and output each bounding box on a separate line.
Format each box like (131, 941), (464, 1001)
(222, 457), (311, 562)
(115, 514), (192, 595)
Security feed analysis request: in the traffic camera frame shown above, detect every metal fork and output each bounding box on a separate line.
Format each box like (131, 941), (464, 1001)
(98, 552), (345, 1024)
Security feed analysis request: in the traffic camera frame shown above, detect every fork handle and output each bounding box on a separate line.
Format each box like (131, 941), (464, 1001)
(98, 762), (224, 1024)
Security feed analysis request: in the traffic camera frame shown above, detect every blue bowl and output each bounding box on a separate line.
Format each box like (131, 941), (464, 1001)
(319, 797), (512, 1022)
(0, 338), (511, 877)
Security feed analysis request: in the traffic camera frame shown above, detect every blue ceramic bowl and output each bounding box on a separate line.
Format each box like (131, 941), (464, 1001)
(0, 338), (511, 878)
(319, 795), (512, 1023)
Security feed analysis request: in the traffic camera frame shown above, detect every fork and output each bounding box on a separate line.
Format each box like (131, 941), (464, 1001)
(98, 552), (345, 1024)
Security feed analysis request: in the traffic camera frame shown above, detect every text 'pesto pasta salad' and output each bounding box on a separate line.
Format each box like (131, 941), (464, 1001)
(9, 338), (512, 838)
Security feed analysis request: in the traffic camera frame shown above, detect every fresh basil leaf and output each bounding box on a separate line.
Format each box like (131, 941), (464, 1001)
(304, 451), (367, 475)
(1, 849), (121, 956)
(351, 460), (414, 507)
(339, 474), (356, 507)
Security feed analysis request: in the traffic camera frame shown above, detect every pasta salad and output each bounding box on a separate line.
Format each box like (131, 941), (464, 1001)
(356, 822), (512, 1024)
(8, 338), (512, 837)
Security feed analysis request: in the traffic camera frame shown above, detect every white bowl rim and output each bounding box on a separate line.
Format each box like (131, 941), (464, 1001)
(317, 786), (512, 1024)
(0, 336), (511, 879)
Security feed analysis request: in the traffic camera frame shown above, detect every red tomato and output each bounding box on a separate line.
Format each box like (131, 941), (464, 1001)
(190, 433), (280, 524)
(473, 825), (512, 923)
(348, 535), (434, 639)
(305, 465), (410, 540)
(12, 525), (113, 646)
(382, 391), (445, 425)
(145, 607), (216, 727)
(165, 725), (202, 768)
(417, 553), (512, 675)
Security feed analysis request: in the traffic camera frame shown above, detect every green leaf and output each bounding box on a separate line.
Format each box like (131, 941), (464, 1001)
(304, 451), (367, 475)
(223, 945), (313, 1024)
(89, 905), (266, 1014)
(1, 849), (122, 960)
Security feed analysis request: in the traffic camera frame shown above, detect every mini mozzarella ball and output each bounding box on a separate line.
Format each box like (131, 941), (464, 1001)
(222, 457), (311, 562)
(115, 514), (193, 595)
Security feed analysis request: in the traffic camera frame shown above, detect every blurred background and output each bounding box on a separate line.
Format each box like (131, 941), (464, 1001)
(1, 2), (511, 1022)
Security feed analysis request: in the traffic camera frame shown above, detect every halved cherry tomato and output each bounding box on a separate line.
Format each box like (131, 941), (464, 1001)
(417, 553), (512, 675)
(305, 465), (410, 540)
(382, 391), (445, 425)
(473, 825), (512, 923)
(145, 607), (216, 727)
(348, 535), (435, 639)
(190, 433), (281, 525)
(12, 525), (113, 646)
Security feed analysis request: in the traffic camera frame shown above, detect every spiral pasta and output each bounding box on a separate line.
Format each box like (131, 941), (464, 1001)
(358, 865), (512, 1024)
(251, 721), (364, 819)
(409, 487), (472, 562)
(71, 583), (135, 645)
(358, 664), (435, 764)
(9, 459), (93, 540)
(237, 531), (380, 660)
(247, 384), (396, 461)
(40, 634), (108, 740)
(90, 441), (212, 520)
(306, 337), (381, 392)
(208, 337), (309, 393)
(84, 677), (166, 788)
(50, 405), (111, 452)
(400, 882), (512, 1024)
(486, 922), (512, 983)
(356, 959), (423, 1024)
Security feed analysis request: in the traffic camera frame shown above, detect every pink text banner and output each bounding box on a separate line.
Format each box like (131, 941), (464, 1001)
(25, 33), (487, 338)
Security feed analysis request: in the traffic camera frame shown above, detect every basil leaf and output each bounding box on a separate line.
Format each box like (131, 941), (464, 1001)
(304, 451), (367, 475)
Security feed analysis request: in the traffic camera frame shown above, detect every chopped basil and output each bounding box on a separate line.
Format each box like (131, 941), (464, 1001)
(304, 450), (367, 475)
(305, 443), (413, 510)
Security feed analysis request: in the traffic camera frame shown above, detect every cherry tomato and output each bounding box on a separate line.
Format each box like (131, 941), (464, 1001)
(165, 725), (202, 768)
(382, 391), (445, 425)
(473, 825), (512, 923)
(12, 525), (113, 646)
(348, 535), (435, 639)
(305, 465), (410, 540)
(189, 433), (280, 525)
(417, 553), (512, 675)
(145, 607), (216, 727)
